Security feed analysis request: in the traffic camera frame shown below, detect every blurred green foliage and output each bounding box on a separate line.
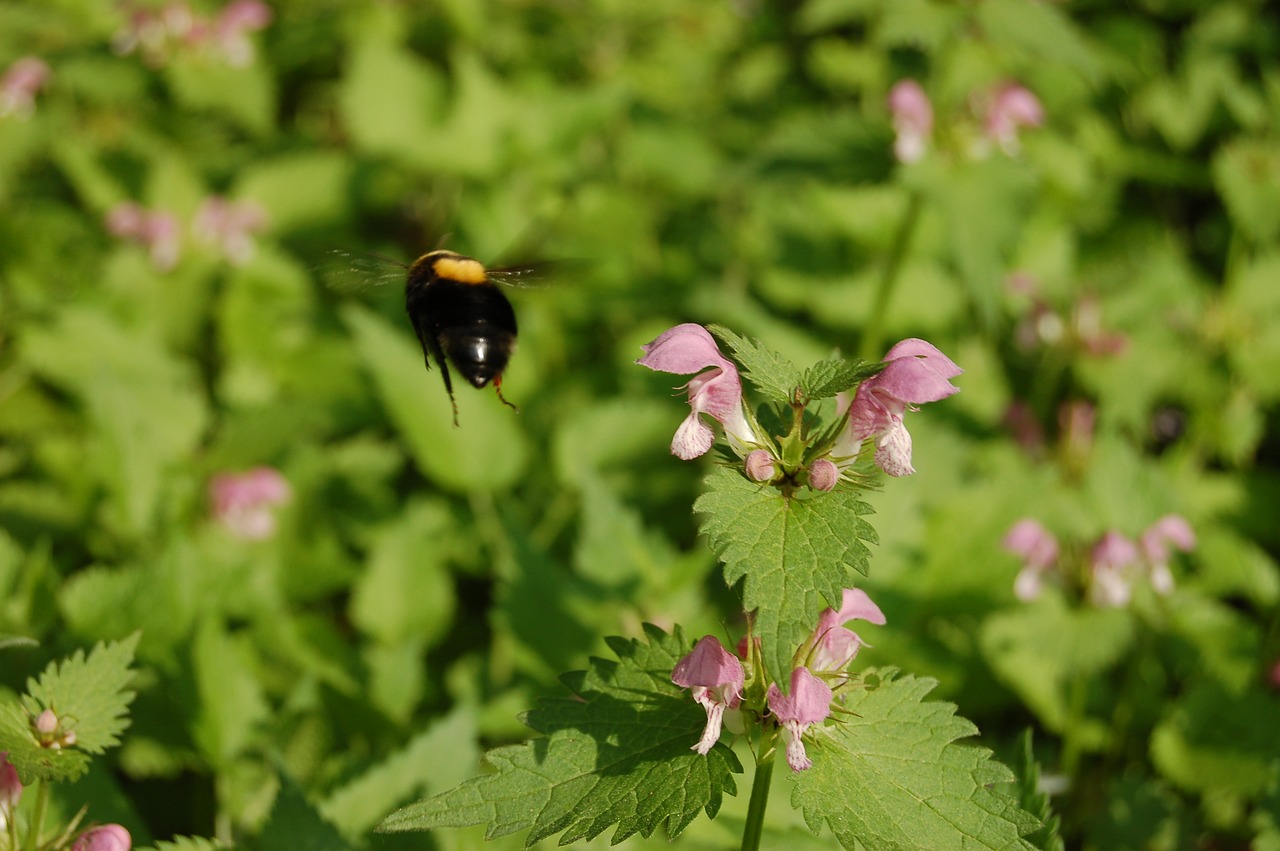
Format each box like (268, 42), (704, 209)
(2, 0), (1279, 848)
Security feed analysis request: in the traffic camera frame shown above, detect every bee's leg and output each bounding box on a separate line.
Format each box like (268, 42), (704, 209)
(437, 359), (460, 426)
(415, 327), (460, 426)
(492, 374), (518, 413)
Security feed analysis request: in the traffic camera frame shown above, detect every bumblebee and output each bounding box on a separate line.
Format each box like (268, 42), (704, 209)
(404, 249), (537, 425)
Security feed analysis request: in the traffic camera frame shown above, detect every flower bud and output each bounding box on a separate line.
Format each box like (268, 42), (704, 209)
(1, 751), (22, 819)
(807, 458), (839, 492)
(72, 824), (132, 851)
(744, 450), (776, 482)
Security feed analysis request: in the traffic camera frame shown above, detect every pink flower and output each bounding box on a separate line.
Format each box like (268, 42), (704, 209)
(1, 752), (21, 830)
(766, 668), (832, 771)
(209, 467), (291, 540)
(810, 588), (885, 671)
(193, 196), (268, 264)
(212, 0), (273, 67)
(1139, 515), (1195, 595)
(1090, 532), (1140, 608)
(72, 824), (132, 851)
(1003, 519), (1060, 601)
(105, 202), (182, 271)
(887, 80), (932, 164)
(637, 324), (758, 459)
(1, 56), (51, 120)
(985, 83), (1044, 155)
(671, 636), (745, 755)
(836, 339), (962, 476)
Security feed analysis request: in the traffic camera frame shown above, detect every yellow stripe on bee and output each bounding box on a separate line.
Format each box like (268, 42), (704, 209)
(432, 255), (489, 285)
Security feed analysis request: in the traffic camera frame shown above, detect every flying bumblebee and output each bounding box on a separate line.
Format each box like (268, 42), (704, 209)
(331, 247), (553, 425)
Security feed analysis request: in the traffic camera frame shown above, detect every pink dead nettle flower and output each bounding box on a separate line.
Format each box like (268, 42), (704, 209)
(887, 79), (933, 164)
(1139, 514), (1195, 595)
(832, 339), (962, 477)
(984, 83), (1044, 155)
(209, 466), (291, 540)
(637, 324), (759, 460)
(72, 824), (132, 851)
(1089, 531), (1140, 608)
(105, 202), (182, 271)
(115, 0), (270, 67)
(809, 588), (886, 671)
(193, 196), (269, 264)
(1003, 519), (1060, 602)
(671, 636), (745, 755)
(1, 56), (51, 120)
(766, 667), (833, 771)
(1, 752), (21, 830)
(210, 0), (274, 67)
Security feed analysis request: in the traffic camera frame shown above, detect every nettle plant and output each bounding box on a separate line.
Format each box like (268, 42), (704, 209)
(379, 324), (1053, 850)
(0, 635), (138, 851)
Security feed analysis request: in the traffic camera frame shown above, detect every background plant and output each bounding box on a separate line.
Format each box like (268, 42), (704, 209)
(1, 0), (1278, 848)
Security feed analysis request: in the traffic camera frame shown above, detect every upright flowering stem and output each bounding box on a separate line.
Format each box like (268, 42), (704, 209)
(859, 190), (923, 362)
(740, 743), (776, 851)
(22, 779), (50, 851)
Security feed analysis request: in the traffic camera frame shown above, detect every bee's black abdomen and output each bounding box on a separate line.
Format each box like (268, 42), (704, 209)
(442, 327), (517, 388)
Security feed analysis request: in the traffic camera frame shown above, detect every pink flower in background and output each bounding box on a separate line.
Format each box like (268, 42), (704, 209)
(72, 824), (132, 851)
(105, 202), (182, 271)
(637, 323), (758, 459)
(211, 0), (273, 67)
(810, 588), (886, 671)
(193, 196), (269, 264)
(1073, 295), (1127, 357)
(672, 636), (745, 755)
(985, 83), (1044, 155)
(1090, 531), (1140, 608)
(210, 467), (291, 540)
(766, 668), (832, 771)
(835, 339), (962, 477)
(1139, 514), (1195, 595)
(1, 56), (50, 120)
(887, 80), (933, 164)
(1003, 519), (1060, 601)
(115, 0), (270, 67)
(1, 752), (21, 830)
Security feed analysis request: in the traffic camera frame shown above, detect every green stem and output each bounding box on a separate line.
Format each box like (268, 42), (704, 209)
(740, 736), (777, 851)
(1060, 670), (1088, 779)
(21, 780), (49, 851)
(860, 189), (924, 361)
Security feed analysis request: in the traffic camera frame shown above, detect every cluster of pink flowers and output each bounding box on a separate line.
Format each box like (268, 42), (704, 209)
(1008, 272), (1127, 358)
(105, 196), (268, 271)
(209, 466), (291, 540)
(0, 56), (50, 121)
(637, 324), (961, 484)
(1004, 515), (1196, 607)
(887, 78), (1044, 163)
(672, 589), (885, 771)
(114, 0), (272, 68)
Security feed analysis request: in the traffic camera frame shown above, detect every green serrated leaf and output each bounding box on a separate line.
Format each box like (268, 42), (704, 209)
(1009, 730), (1065, 851)
(799, 358), (882, 402)
(377, 624), (742, 846)
(794, 672), (1040, 851)
(0, 633), (139, 783)
(707, 324), (802, 403)
(695, 468), (875, 684)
